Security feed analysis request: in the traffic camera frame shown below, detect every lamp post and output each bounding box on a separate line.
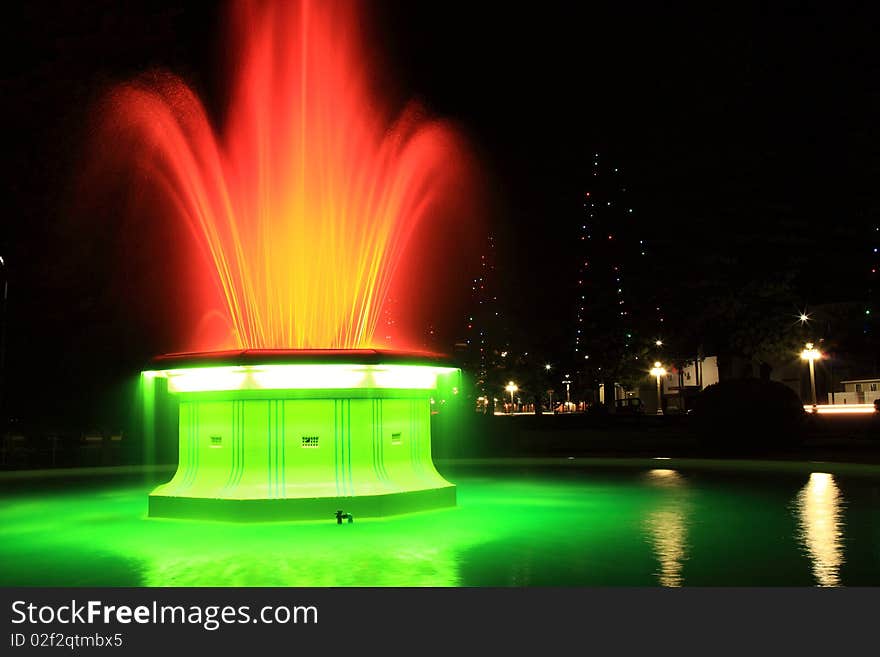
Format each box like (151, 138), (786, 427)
(505, 381), (518, 414)
(650, 361), (666, 415)
(563, 374), (571, 413)
(800, 342), (821, 411)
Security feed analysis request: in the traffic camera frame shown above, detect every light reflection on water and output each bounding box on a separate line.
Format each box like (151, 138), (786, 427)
(142, 544), (461, 587)
(643, 468), (689, 587)
(2, 463), (876, 586)
(794, 472), (845, 587)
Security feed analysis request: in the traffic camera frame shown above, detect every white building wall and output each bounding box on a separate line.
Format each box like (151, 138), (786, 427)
(827, 390), (880, 404)
(832, 380), (880, 405)
(663, 356), (719, 391)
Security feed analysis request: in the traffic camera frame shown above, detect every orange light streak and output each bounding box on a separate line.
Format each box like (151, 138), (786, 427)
(804, 404), (877, 414)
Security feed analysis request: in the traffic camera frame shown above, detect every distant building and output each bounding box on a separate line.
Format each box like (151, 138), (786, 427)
(667, 356), (720, 390)
(829, 379), (880, 405)
(608, 356), (720, 414)
(650, 356), (719, 414)
(572, 152), (663, 402)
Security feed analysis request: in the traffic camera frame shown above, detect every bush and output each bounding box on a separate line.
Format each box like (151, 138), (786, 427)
(691, 378), (806, 451)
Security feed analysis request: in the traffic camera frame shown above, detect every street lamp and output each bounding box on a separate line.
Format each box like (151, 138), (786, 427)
(544, 363), (552, 372)
(800, 342), (821, 411)
(505, 381), (518, 414)
(650, 361), (666, 415)
(563, 374), (571, 412)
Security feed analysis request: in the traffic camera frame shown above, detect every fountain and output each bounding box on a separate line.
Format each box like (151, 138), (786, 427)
(143, 349), (460, 521)
(98, 0), (471, 520)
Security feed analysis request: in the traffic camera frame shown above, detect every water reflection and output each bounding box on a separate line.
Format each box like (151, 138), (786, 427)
(794, 472), (845, 587)
(643, 468), (690, 587)
(141, 542), (462, 586)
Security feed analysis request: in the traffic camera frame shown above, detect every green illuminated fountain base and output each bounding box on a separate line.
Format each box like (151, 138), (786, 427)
(149, 486), (456, 522)
(144, 351), (459, 522)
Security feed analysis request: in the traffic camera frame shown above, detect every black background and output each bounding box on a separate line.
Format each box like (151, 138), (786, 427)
(2, 1), (879, 425)
(1, 587), (877, 654)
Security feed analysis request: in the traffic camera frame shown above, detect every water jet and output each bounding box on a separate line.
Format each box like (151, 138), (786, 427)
(99, 0), (473, 522)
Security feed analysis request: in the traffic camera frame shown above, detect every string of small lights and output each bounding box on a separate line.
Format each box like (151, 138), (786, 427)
(868, 224), (878, 334)
(575, 153), (664, 378)
(465, 232), (498, 392)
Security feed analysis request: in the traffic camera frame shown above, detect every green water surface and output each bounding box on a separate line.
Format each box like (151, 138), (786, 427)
(1, 458), (878, 586)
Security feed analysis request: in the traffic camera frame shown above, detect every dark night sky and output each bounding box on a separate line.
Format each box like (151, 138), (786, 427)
(2, 1), (879, 424)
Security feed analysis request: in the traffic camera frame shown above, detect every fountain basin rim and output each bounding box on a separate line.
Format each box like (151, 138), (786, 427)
(149, 348), (453, 370)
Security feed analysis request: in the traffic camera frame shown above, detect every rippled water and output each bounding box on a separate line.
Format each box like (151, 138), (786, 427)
(1, 459), (878, 586)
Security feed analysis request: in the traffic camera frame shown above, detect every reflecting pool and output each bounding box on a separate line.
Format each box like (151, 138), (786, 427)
(1, 458), (878, 586)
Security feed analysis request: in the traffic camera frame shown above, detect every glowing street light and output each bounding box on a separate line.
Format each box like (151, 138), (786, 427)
(650, 361), (666, 415)
(801, 342), (821, 410)
(505, 380), (518, 413)
(544, 363), (552, 372)
(655, 340), (663, 347)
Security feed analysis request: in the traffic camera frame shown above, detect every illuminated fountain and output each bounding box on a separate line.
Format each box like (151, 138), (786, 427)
(99, 0), (471, 521)
(143, 350), (460, 521)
